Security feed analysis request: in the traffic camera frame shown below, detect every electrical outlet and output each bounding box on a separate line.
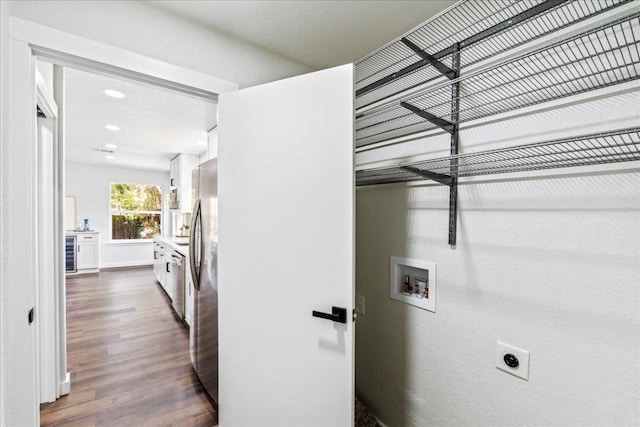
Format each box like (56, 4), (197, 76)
(355, 295), (365, 315)
(496, 341), (530, 380)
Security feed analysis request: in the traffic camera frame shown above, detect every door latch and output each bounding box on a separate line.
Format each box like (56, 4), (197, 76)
(28, 307), (35, 325)
(312, 306), (347, 324)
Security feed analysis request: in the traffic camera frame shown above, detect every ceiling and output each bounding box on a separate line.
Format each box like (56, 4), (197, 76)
(63, 67), (217, 171)
(57, 1), (458, 172)
(147, 0), (457, 70)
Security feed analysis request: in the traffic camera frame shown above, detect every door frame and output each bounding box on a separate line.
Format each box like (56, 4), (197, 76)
(4, 17), (238, 425)
(36, 67), (60, 404)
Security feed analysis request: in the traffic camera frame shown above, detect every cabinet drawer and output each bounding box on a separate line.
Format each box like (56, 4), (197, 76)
(77, 233), (98, 242)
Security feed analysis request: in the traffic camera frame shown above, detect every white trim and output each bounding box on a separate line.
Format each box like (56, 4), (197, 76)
(36, 71), (57, 119)
(53, 64), (69, 398)
(10, 17), (239, 100)
(58, 372), (70, 396)
(6, 36), (39, 427)
(36, 75), (58, 403)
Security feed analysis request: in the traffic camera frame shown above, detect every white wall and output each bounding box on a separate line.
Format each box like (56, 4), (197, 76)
(66, 162), (169, 268)
(8, 0), (313, 89)
(354, 88), (640, 425)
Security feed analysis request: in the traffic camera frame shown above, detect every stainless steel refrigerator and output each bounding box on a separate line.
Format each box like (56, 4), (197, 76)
(189, 158), (218, 405)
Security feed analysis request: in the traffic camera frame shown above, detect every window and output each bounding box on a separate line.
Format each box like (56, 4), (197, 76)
(110, 183), (162, 240)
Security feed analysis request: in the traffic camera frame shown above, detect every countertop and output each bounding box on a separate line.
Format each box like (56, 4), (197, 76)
(154, 235), (189, 257)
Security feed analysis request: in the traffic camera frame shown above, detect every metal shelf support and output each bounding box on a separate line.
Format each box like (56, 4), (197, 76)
(400, 38), (455, 80)
(401, 166), (453, 186)
(400, 101), (455, 134)
(449, 43), (461, 249)
(399, 42), (461, 248)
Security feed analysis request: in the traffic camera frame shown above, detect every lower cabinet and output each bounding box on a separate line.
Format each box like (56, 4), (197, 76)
(164, 254), (173, 300)
(153, 237), (191, 325)
(153, 242), (162, 281)
(153, 241), (174, 300)
(70, 232), (99, 274)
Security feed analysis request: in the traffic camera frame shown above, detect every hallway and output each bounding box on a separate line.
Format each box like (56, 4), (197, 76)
(40, 267), (216, 426)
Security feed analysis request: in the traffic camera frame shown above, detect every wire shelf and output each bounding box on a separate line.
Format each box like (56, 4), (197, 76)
(355, 0), (630, 110)
(356, 127), (640, 186)
(355, 11), (640, 148)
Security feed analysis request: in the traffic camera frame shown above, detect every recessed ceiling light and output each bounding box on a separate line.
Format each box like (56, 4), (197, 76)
(196, 140), (207, 146)
(105, 155), (116, 160)
(105, 143), (118, 149)
(104, 89), (125, 99)
(105, 124), (120, 131)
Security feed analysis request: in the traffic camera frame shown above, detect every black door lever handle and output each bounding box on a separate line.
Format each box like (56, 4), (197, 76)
(312, 306), (347, 324)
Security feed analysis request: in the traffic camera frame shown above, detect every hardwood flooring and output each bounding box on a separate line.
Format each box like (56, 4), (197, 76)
(40, 267), (217, 427)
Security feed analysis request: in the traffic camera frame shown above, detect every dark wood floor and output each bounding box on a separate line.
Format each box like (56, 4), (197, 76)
(40, 266), (217, 426)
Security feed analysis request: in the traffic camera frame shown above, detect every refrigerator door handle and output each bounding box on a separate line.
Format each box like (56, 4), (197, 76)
(189, 198), (202, 290)
(198, 198), (204, 291)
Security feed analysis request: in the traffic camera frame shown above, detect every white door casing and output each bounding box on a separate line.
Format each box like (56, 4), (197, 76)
(36, 67), (60, 404)
(5, 37), (40, 427)
(218, 64), (355, 426)
(37, 113), (56, 404)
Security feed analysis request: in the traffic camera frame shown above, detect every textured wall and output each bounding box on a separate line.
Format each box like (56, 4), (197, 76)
(354, 84), (640, 426)
(356, 172), (639, 426)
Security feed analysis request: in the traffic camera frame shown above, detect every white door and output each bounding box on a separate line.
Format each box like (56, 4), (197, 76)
(218, 64), (355, 426)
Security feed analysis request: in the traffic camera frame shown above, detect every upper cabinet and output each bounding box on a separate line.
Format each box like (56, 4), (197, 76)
(170, 154), (199, 213)
(199, 127), (219, 164)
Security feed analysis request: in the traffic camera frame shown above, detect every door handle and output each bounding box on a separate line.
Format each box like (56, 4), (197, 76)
(312, 306), (347, 324)
(166, 262), (170, 273)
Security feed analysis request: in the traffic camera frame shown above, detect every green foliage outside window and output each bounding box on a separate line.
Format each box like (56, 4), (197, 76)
(110, 183), (162, 240)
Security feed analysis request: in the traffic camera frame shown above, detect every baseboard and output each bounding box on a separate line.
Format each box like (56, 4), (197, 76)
(59, 372), (70, 396)
(101, 260), (153, 269)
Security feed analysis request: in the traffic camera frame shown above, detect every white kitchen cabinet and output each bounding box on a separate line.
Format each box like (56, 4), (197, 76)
(160, 248), (172, 298)
(169, 157), (178, 188)
(153, 237), (179, 300)
(169, 154), (199, 213)
(153, 241), (163, 282)
(199, 127), (218, 163)
(76, 232), (99, 273)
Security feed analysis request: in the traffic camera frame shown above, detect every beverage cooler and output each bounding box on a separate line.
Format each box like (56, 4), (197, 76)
(65, 235), (76, 273)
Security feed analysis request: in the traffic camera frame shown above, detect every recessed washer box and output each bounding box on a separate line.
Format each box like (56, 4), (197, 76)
(390, 256), (436, 312)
